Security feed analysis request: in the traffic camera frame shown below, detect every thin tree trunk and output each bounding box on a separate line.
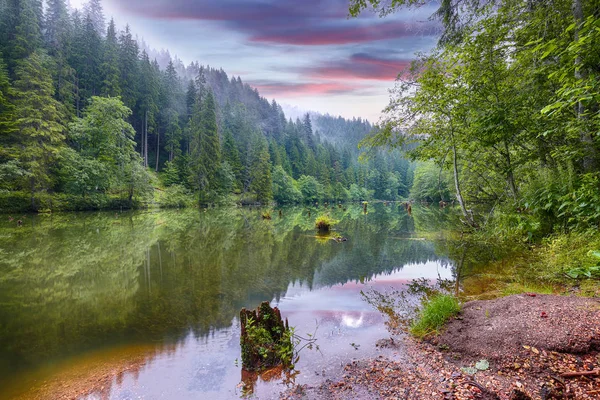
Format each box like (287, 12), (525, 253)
(504, 141), (518, 200)
(141, 119), (145, 163)
(144, 111), (149, 168)
(155, 129), (160, 172)
(451, 138), (474, 226)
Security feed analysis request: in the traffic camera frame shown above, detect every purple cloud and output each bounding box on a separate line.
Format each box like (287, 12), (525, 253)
(109, 0), (439, 46)
(303, 53), (412, 80)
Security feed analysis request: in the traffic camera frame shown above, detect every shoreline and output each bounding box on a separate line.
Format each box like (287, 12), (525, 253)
(283, 294), (600, 400)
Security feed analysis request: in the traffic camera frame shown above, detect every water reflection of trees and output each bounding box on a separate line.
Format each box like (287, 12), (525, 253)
(0, 203), (454, 380)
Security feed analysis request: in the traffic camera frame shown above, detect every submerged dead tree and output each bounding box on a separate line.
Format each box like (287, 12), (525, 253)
(240, 302), (293, 372)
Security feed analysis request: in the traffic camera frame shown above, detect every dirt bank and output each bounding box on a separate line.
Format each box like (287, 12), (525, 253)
(283, 294), (600, 399)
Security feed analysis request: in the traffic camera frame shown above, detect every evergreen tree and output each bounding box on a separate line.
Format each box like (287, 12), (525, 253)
(10, 50), (66, 206)
(190, 90), (220, 203)
(222, 127), (242, 188)
(0, 55), (16, 137)
(303, 113), (316, 151)
(100, 18), (120, 97)
(118, 25), (139, 111)
(250, 144), (272, 203)
(138, 50), (159, 167)
(83, 0), (105, 36)
(44, 0), (75, 115)
(10, 0), (42, 69)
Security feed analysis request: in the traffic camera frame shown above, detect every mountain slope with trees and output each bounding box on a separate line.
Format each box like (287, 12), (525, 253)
(0, 0), (413, 211)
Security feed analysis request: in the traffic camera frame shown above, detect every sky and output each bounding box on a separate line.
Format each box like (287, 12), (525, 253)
(69, 0), (440, 122)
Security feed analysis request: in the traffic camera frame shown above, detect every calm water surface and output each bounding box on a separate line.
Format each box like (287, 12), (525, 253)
(0, 204), (463, 399)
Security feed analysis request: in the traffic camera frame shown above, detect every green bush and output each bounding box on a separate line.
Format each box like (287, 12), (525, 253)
(0, 191), (139, 213)
(410, 294), (461, 338)
(158, 185), (195, 208)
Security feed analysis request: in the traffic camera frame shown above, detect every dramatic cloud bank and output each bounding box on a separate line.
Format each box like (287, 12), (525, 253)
(93, 0), (440, 120)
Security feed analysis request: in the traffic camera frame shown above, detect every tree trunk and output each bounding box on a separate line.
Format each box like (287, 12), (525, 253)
(504, 140), (518, 200)
(155, 129), (160, 172)
(30, 177), (36, 211)
(141, 119), (145, 164)
(451, 139), (474, 226)
(144, 111), (149, 168)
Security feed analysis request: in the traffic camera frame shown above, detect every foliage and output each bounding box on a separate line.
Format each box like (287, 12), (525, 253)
(564, 250), (600, 280)
(409, 294), (461, 338)
(297, 175), (323, 203)
(410, 162), (452, 202)
(272, 165), (302, 204)
(353, 0), (600, 234)
(158, 184), (195, 209)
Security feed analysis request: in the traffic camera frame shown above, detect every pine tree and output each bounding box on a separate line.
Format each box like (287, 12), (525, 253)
(100, 18), (121, 97)
(250, 144), (272, 203)
(83, 0), (105, 36)
(185, 79), (196, 119)
(138, 50), (159, 167)
(160, 59), (182, 163)
(190, 90), (220, 203)
(222, 127), (242, 188)
(80, 14), (101, 98)
(0, 55), (16, 138)
(303, 113), (316, 151)
(118, 25), (139, 112)
(9, 0), (42, 70)
(10, 50), (66, 206)
(44, 0), (75, 115)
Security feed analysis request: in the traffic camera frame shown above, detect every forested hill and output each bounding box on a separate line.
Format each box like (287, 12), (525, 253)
(0, 0), (412, 211)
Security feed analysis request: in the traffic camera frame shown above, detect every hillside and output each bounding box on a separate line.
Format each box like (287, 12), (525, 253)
(0, 0), (412, 211)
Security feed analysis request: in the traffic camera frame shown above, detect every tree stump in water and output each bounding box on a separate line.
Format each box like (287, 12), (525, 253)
(240, 302), (292, 372)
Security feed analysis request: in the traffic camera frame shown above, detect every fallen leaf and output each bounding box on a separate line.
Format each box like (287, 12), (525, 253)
(475, 359), (490, 371)
(531, 347), (539, 354)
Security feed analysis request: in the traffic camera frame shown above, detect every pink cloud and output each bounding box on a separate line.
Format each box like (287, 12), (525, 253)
(250, 81), (358, 97)
(304, 54), (412, 81)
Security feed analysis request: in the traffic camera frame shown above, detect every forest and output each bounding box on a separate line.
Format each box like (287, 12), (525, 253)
(0, 0), (413, 212)
(352, 0), (600, 238)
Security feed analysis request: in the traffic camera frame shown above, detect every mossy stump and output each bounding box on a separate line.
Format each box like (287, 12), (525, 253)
(240, 302), (291, 372)
(315, 215), (338, 233)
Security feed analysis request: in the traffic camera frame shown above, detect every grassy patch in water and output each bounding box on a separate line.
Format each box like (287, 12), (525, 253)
(315, 215), (338, 233)
(410, 294), (461, 338)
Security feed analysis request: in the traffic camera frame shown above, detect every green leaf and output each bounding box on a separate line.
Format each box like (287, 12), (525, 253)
(475, 359), (490, 371)
(589, 251), (600, 259)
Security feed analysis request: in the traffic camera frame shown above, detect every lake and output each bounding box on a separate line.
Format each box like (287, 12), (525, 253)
(0, 203), (465, 399)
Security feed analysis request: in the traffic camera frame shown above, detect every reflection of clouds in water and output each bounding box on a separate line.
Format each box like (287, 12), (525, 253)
(341, 313), (364, 328)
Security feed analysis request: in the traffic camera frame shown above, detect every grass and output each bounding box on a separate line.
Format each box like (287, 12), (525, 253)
(501, 282), (554, 296)
(409, 294), (461, 338)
